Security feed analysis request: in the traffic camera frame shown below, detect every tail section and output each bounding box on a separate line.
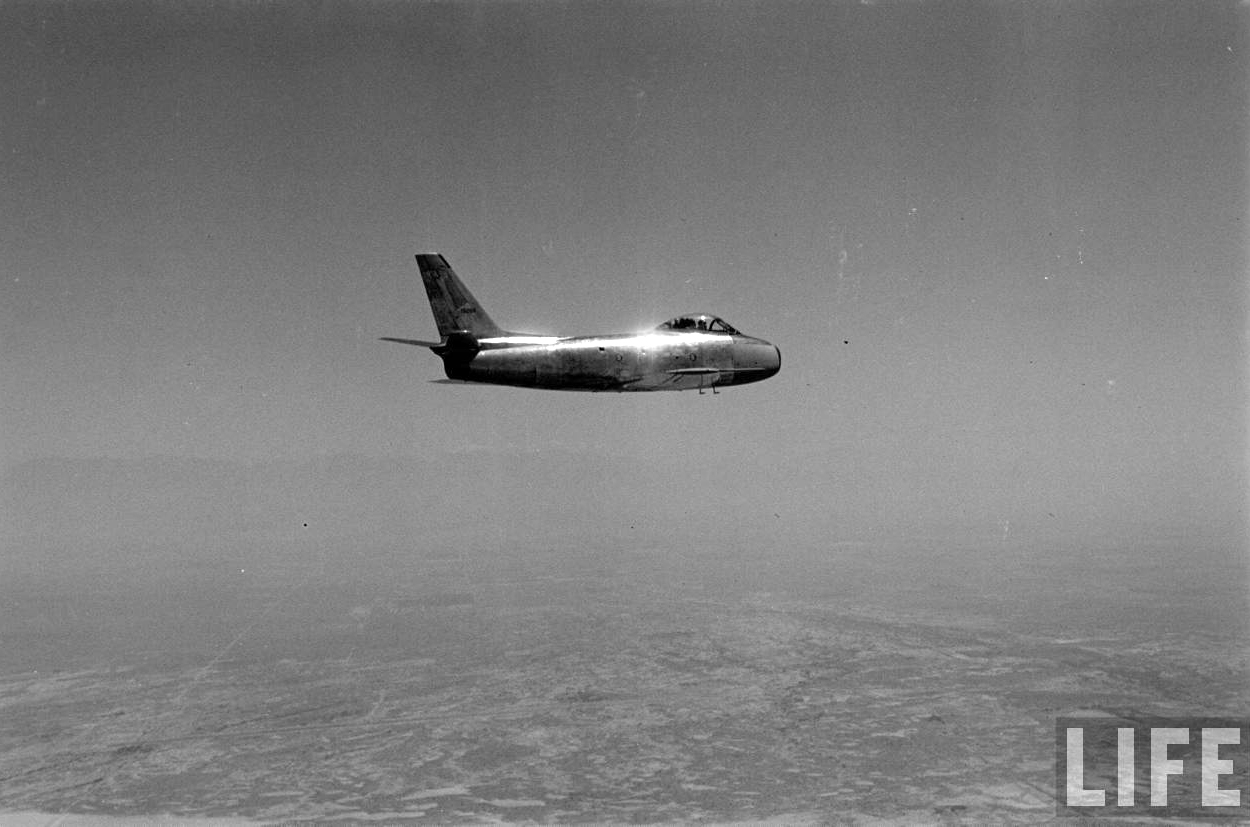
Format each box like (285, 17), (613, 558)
(415, 254), (505, 338)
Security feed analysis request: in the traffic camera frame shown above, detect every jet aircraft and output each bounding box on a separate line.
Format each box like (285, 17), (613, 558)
(382, 254), (781, 393)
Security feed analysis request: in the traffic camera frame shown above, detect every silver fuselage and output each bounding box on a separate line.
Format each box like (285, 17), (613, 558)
(443, 330), (781, 392)
(385, 254), (782, 393)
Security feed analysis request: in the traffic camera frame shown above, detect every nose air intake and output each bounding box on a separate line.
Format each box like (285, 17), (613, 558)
(727, 338), (780, 386)
(760, 343), (780, 379)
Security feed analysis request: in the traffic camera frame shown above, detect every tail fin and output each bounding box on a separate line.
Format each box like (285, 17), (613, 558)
(415, 253), (505, 338)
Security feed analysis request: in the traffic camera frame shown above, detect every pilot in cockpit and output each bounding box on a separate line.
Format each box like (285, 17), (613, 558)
(659, 315), (739, 334)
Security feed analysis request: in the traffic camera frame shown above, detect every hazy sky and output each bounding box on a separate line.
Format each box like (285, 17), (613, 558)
(3, 1), (1246, 547)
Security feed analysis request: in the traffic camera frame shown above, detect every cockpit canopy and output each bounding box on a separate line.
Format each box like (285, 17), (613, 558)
(656, 314), (739, 334)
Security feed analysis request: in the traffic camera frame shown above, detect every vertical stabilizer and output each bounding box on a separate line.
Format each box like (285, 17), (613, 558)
(415, 254), (505, 338)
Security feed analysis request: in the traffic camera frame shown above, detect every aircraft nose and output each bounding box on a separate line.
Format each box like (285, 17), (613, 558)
(732, 338), (781, 384)
(765, 343), (780, 376)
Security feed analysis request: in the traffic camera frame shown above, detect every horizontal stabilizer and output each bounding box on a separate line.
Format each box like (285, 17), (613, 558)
(382, 332), (481, 356)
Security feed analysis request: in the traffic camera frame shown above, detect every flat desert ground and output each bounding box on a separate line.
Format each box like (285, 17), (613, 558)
(2, 535), (1246, 823)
